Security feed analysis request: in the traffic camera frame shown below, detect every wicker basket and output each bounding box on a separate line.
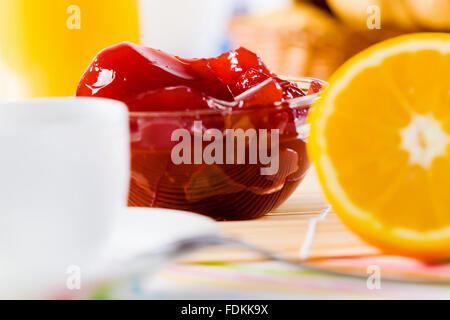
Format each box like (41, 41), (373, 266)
(229, 3), (407, 80)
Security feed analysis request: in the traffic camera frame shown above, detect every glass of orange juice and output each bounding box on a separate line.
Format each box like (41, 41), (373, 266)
(0, 0), (140, 100)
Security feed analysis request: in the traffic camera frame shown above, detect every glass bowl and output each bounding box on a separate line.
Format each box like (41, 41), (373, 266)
(128, 77), (327, 220)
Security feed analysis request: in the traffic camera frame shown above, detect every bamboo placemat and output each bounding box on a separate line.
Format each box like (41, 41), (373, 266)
(183, 168), (380, 263)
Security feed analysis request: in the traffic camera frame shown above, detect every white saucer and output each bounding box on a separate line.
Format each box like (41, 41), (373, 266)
(1, 207), (219, 299)
(105, 207), (219, 260)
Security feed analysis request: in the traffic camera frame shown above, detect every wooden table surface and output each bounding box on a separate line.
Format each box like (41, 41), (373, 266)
(184, 168), (380, 263)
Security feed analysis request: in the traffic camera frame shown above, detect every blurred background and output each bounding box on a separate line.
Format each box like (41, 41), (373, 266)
(0, 0), (449, 101)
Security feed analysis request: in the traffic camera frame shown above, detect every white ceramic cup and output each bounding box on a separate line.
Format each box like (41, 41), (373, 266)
(0, 97), (130, 296)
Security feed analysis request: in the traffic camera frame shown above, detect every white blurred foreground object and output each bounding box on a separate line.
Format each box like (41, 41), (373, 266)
(138, 0), (235, 57)
(0, 98), (130, 298)
(2, 206), (219, 299)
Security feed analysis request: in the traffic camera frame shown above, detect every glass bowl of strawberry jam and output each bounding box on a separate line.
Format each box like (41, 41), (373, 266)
(77, 42), (326, 220)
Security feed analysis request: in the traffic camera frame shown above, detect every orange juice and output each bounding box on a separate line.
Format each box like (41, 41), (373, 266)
(0, 0), (140, 100)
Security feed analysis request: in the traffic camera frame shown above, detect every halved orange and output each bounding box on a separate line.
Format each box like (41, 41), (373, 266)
(308, 33), (450, 260)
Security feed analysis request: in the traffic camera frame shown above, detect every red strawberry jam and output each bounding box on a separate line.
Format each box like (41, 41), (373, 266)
(125, 86), (231, 113)
(230, 68), (270, 96)
(76, 42), (233, 103)
(77, 43), (323, 220)
(234, 78), (284, 109)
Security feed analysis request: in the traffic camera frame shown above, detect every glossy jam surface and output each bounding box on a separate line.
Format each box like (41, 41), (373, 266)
(77, 43), (307, 110)
(77, 43), (322, 220)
